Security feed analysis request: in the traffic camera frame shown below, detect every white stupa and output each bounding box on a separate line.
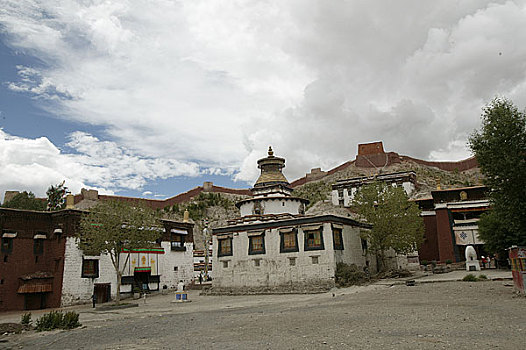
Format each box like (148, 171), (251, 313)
(236, 146), (309, 218)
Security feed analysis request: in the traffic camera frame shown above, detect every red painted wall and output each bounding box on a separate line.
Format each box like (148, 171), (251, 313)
(435, 208), (456, 262)
(0, 209), (77, 311)
(418, 214), (440, 262)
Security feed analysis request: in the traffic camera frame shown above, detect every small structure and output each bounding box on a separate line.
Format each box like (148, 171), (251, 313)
(331, 171), (417, 207)
(465, 245), (481, 271)
(212, 147), (373, 293)
(509, 246), (526, 294)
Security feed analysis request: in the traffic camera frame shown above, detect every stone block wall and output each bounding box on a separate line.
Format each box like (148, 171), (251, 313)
(159, 241), (194, 289)
(212, 222), (369, 293)
(61, 237), (116, 306)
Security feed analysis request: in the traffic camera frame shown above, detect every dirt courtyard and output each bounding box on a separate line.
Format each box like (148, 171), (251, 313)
(2, 280), (524, 349)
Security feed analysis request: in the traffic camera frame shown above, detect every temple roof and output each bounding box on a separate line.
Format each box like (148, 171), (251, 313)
(254, 146), (290, 188)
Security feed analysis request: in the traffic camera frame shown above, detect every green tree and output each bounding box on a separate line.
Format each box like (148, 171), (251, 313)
(353, 182), (424, 271)
(468, 98), (526, 252)
(46, 181), (69, 211)
(2, 191), (46, 211)
(78, 200), (162, 304)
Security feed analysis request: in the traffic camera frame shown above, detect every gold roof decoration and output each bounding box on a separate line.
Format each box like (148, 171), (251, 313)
(254, 146), (289, 187)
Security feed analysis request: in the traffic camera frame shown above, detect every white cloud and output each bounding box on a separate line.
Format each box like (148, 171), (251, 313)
(1, 1), (526, 186)
(0, 129), (200, 202)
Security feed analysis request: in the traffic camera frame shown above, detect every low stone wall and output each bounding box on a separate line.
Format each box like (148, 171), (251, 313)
(202, 280), (334, 295)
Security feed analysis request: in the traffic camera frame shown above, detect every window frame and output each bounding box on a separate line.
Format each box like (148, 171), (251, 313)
(33, 239), (44, 255)
(304, 228), (325, 251)
(332, 226), (344, 250)
(280, 229), (299, 253)
(170, 233), (186, 251)
(248, 233), (265, 255)
(217, 237), (233, 257)
(1, 238), (13, 254)
(81, 258), (99, 278)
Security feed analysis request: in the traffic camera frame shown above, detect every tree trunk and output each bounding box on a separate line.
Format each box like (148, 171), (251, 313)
(116, 271), (122, 304)
(378, 250), (387, 272)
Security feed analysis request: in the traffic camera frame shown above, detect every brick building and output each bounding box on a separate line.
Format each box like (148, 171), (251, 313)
(0, 207), (194, 311)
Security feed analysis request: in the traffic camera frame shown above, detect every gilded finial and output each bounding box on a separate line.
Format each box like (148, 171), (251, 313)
(268, 146), (274, 157)
(436, 178), (441, 190)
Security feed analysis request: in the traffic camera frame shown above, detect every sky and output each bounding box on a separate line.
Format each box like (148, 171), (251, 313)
(1, 0), (526, 203)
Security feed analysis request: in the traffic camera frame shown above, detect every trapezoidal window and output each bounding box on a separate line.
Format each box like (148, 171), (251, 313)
(81, 259), (99, 278)
(304, 228), (324, 251)
(248, 234), (265, 255)
(332, 227), (344, 250)
(280, 228), (298, 253)
(218, 237), (233, 257)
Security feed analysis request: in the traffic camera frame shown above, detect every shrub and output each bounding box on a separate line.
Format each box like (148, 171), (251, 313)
(445, 259), (452, 265)
(35, 311), (81, 332)
(462, 274), (478, 282)
(35, 311), (63, 332)
(421, 260), (428, 266)
(335, 263), (368, 287)
(62, 311), (81, 329)
(20, 312), (32, 326)
(478, 274), (488, 280)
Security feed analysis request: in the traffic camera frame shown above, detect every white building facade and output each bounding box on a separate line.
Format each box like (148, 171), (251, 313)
(212, 147), (373, 293)
(61, 219), (194, 306)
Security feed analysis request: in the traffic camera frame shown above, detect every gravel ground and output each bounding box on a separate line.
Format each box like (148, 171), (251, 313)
(2, 280), (524, 350)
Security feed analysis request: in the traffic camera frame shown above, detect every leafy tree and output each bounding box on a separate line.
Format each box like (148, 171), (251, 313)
(78, 200), (162, 304)
(2, 191), (46, 211)
(468, 98), (526, 252)
(46, 181), (69, 211)
(353, 182), (424, 271)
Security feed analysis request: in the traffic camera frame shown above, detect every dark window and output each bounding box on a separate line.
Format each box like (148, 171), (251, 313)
(171, 234), (186, 251)
(361, 238), (368, 252)
(248, 234), (265, 255)
(332, 228), (344, 250)
(280, 230), (299, 253)
(34, 239), (44, 255)
(1, 238), (13, 254)
(289, 257), (296, 266)
(304, 229), (324, 251)
(218, 237), (232, 257)
(82, 259), (99, 278)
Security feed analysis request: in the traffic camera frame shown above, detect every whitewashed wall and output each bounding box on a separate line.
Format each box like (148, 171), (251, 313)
(212, 222), (369, 290)
(239, 198), (304, 217)
(158, 241), (194, 290)
(61, 237), (117, 306)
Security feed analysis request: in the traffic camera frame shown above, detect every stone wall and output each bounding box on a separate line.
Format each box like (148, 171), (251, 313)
(61, 237), (117, 306)
(212, 222), (369, 293)
(159, 241), (194, 289)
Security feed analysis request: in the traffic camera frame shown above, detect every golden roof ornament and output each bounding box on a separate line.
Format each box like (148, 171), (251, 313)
(268, 146), (274, 157)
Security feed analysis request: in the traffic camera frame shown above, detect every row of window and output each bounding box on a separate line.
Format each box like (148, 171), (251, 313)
(217, 228), (344, 257)
(1, 237), (45, 255)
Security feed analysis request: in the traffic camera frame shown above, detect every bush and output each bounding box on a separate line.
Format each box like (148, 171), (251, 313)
(478, 274), (488, 280)
(335, 263), (368, 287)
(62, 311), (81, 329)
(20, 312), (32, 326)
(445, 259), (452, 265)
(421, 260), (428, 266)
(462, 274), (478, 282)
(35, 311), (81, 332)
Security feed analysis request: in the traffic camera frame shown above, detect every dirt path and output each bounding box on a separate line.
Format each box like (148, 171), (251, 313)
(2, 281), (524, 349)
